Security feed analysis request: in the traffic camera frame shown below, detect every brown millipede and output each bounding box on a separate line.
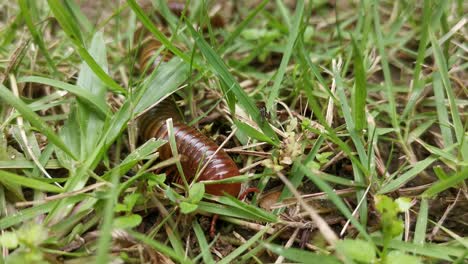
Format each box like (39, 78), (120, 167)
(138, 100), (241, 197)
(136, 4), (241, 198)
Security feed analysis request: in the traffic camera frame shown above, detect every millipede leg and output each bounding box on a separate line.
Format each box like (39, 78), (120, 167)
(209, 214), (219, 238)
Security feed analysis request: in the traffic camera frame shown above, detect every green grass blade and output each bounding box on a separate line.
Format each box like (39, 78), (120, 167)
(408, 119), (436, 144)
(234, 120), (277, 145)
(422, 166), (468, 198)
(75, 32), (108, 159)
(351, 36), (367, 132)
(413, 198), (428, 245)
(334, 71), (369, 166)
(0, 169), (62, 193)
(46, 0), (83, 43)
(266, 0), (304, 114)
(378, 156), (437, 194)
(373, 238), (466, 261)
(94, 144), (122, 264)
(297, 39), (333, 100)
(333, 67), (370, 228)
(64, 0), (93, 34)
(192, 220), (215, 264)
(213, 194), (278, 222)
(198, 200), (273, 223)
(429, 29), (468, 160)
(275, 0), (291, 26)
(0, 160), (60, 169)
(166, 224), (186, 261)
(133, 58), (189, 114)
(372, 0), (398, 132)
(432, 72), (454, 149)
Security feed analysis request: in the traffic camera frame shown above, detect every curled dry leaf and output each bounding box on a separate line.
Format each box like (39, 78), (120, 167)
(259, 190), (282, 211)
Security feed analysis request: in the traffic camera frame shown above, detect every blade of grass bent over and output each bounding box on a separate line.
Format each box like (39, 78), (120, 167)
(17, 76), (110, 118)
(0, 170), (63, 193)
(0, 84), (77, 160)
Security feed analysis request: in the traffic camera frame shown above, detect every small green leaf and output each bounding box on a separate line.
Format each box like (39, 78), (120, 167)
(234, 120), (278, 146)
(114, 214), (142, 229)
(375, 195), (404, 238)
(316, 152), (333, 163)
(180, 202), (198, 214)
(189, 183), (205, 203)
(375, 195), (397, 215)
(336, 239), (376, 263)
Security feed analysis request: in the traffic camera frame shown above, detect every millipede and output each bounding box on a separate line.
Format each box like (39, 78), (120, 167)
(136, 3), (241, 198)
